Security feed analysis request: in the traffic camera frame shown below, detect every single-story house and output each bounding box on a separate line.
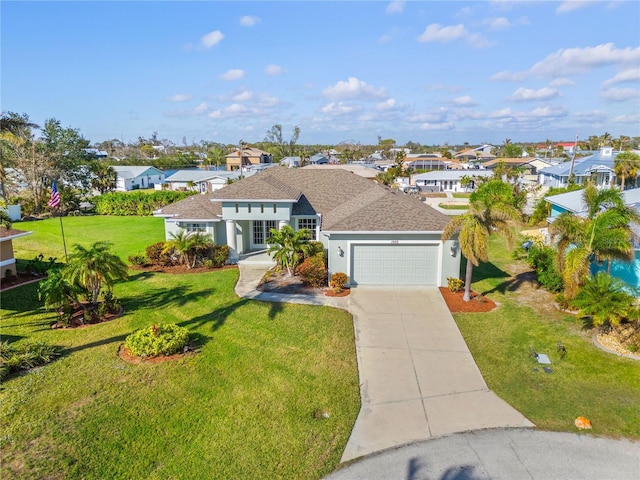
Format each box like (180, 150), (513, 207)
(545, 187), (640, 291)
(309, 153), (328, 165)
(538, 147), (628, 189)
(405, 156), (449, 171)
(164, 170), (247, 193)
(454, 145), (495, 163)
(0, 227), (31, 279)
(280, 156), (301, 168)
(412, 170), (493, 192)
(225, 147), (273, 171)
(112, 166), (166, 191)
(155, 168), (461, 287)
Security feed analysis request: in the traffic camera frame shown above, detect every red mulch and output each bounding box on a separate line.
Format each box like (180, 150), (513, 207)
(0, 272), (44, 291)
(51, 305), (124, 329)
(438, 287), (497, 313)
(324, 288), (351, 297)
(130, 264), (238, 274)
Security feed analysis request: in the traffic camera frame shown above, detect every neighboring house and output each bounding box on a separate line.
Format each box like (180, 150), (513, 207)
(309, 153), (328, 165)
(537, 147), (625, 189)
(454, 145), (495, 163)
(83, 148), (108, 159)
(111, 166), (165, 191)
(412, 170), (493, 192)
(405, 155), (449, 171)
(155, 168), (460, 287)
(0, 226), (31, 279)
(225, 147), (273, 171)
(164, 170), (246, 193)
(482, 157), (558, 187)
(545, 187), (640, 290)
(280, 156), (301, 168)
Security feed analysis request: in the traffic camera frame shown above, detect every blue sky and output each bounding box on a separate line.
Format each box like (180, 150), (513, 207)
(2, 1), (639, 147)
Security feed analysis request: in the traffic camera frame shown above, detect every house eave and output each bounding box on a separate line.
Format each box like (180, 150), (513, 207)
(323, 230), (445, 235)
(0, 231), (32, 242)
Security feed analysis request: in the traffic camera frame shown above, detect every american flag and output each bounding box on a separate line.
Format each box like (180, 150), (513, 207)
(48, 180), (61, 208)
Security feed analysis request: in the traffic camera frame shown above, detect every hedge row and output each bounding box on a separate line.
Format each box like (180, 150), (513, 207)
(93, 191), (197, 216)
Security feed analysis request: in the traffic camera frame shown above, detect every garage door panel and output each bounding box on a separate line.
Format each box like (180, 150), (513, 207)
(351, 244), (438, 286)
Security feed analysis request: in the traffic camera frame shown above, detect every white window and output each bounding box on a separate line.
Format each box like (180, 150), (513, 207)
(183, 223), (207, 233)
(252, 220), (278, 246)
(297, 218), (317, 240)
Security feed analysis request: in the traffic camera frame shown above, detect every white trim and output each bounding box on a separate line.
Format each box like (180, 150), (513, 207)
(0, 231), (32, 242)
(0, 258), (16, 268)
(210, 198), (298, 203)
(172, 218), (221, 223)
(346, 239), (443, 286)
(324, 230), (444, 235)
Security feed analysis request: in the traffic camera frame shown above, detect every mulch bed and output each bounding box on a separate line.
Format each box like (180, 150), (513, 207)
(130, 264), (238, 274)
(438, 287), (497, 313)
(51, 305), (124, 329)
(258, 270), (350, 297)
(0, 272), (45, 291)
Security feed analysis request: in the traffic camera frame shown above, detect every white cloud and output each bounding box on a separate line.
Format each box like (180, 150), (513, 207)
(201, 30), (224, 48)
(417, 23), (492, 48)
(452, 95), (476, 106)
(386, 1), (405, 14)
(408, 108), (449, 123)
(487, 17), (511, 30)
(379, 34), (392, 44)
(257, 94), (280, 107)
(232, 90), (253, 102)
(556, 1), (593, 14)
(611, 113), (640, 123)
(529, 43), (640, 77)
(600, 87), (639, 102)
(417, 23), (467, 43)
(420, 122), (454, 131)
(264, 64), (285, 75)
(375, 98), (397, 111)
(603, 68), (640, 86)
(573, 110), (608, 123)
(240, 15), (260, 26)
(208, 103), (250, 119)
(549, 78), (576, 87)
(508, 87), (560, 101)
(322, 77), (386, 100)
(493, 43), (640, 81)
(426, 84), (461, 93)
(192, 103), (209, 115)
(320, 102), (360, 116)
(166, 94), (192, 102)
(219, 69), (245, 81)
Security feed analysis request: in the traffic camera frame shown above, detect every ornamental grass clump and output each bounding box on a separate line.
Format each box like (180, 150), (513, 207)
(0, 341), (60, 380)
(124, 323), (190, 357)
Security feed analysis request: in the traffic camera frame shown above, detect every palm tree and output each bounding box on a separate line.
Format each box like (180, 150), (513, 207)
(0, 113), (39, 135)
(38, 268), (81, 314)
(63, 241), (128, 307)
(572, 272), (635, 329)
(441, 180), (521, 301)
(163, 230), (193, 267)
(90, 163), (117, 194)
(266, 225), (312, 276)
(614, 151), (640, 190)
(550, 184), (640, 299)
(188, 232), (213, 268)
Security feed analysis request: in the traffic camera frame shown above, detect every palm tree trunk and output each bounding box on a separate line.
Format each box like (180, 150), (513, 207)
(463, 257), (473, 302)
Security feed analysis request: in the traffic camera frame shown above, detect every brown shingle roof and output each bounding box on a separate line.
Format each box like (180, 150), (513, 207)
(154, 193), (222, 220)
(158, 167), (451, 232)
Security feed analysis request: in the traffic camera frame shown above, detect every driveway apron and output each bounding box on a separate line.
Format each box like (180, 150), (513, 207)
(341, 286), (534, 462)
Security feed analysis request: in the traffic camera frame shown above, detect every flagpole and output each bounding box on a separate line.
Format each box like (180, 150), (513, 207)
(58, 209), (68, 263)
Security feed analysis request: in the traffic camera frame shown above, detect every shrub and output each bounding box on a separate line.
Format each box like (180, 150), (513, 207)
(209, 244), (230, 268)
(93, 191), (197, 216)
(26, 254), (58, 275)
(447, 277), (465, 293)
(329, 272), (349, 290)
(306, 241), (325, 258)
(124, 323), (190, 357)
(146, 242), (172, 266)
(296, 254), (327, 288)
(0, 341), (60, 381)
(128, 254), (148, 266)
(525, 243), (563, 293)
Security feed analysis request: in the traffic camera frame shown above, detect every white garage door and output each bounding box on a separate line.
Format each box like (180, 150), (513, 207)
(351, 244), (439, 286)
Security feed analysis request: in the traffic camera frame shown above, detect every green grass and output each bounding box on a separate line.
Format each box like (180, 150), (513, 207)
(455, 235), (640, 438)
(452, 193), (471, 198)
(11, 216), (165, 262)
(438, 203), (470, 210)
(1, 216), (360, 479)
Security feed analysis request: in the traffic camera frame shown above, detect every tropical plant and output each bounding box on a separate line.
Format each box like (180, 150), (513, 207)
(572, 272), (636, 329)
(124, 323), (190, 357)
(0, 341), (60, 381)
(162, 230), (193, 267)
(549, 184), (640, 299)
(38, 268), (81, 314)
(295, 254), (327, 287)
(90, 163), (117, 194)
(0, 209), (11, 228)
(441, 180), (521, 301)
(266, 225), (312, 276)
(63, 241), (129, 307)
(614, 151), (640, 190)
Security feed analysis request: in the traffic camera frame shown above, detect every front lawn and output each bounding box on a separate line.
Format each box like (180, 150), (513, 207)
(1, 216), (360, 479)
(454, 236), (640, 438)
(11, 216), (165, 261)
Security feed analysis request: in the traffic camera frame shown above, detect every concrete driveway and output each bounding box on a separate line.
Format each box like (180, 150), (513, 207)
(341, 286), (533, 462)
